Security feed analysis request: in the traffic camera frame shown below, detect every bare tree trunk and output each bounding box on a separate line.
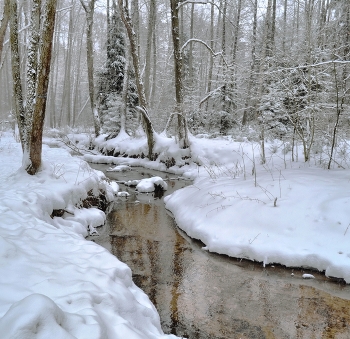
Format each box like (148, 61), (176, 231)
(150, 24), (157, 108)
(131, 0), (140, 58)
(242, 0), (258, 125)
(10, 0), (57, 174)
(25, 0), (41, 139)
(188, 3), (194, 86)
(257, 0), (276, 164)
(120, 54), (129, 133)
(231, 0), (242, 63)
(27, 0), (57, 174)
(0, 0), (10, 61)
(61, 0), (74, 127)
(282, 0), (287, 55)
(170, 0), (189, 149)
(79, 0), (101, 137)
(9, 0), (26, 150)
(144, 0), (155, 103)
(72, 16), (85, 127)
(205, 2), (214, 112)
(50, 13), (61, 128)
(118, 0), (155, 159)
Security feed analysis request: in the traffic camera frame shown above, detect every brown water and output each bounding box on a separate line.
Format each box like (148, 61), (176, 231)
(89, 164), (350, 339)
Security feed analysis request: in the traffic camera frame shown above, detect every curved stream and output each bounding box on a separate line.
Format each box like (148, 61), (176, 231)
(89, 163), (350, 339)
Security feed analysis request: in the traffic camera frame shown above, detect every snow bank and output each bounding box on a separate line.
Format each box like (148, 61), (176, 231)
(0, 134), (178, 339)
(163, 138), (350, 283)
(59, 131), (350, 283)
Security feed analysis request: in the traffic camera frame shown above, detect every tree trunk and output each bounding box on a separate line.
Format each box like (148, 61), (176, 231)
(61, 0), (74, 127)
(120, 54), (130, 133)
(72, 15), (85, 128)
(282, 0), (287, 55)
(144, 0), (155, 103)
(118, 0), (155, 159)
(27, 0), (57, 174)
(205, 3), (214, 112)
(150, 24), (157, 108)
(25, 0), (41, 139)
(131, 0), (140, 58)
(9, 0), (26, 151)
(0, 0), (10, 61)
(188, 3), (194, 86)
(80, 0), (101, 137)
(242, 0), (258, 125)
(169, 0), (189, 149)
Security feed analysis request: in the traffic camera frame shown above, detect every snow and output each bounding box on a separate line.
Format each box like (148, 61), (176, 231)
(0, 133), (178, 339)
(117, 191), (130, 197)
(163, 137), (350, 283)
(88, 132), (350, 283)
(136, 177), (168, 193)
(107, 164), (132, 172)
(302, 274), (315, 279)
(109, 181), (119, 195)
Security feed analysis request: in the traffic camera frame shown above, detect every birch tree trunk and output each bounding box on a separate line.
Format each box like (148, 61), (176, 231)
(79, 0), (101, 137)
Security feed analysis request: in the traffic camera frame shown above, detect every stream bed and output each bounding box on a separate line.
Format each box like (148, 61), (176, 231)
(88, 163), (350, 339)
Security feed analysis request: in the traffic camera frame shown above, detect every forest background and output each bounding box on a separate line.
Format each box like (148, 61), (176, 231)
(0, 0), (349, 171)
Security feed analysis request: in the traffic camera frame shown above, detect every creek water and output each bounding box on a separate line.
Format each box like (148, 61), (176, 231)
(88, 163), (350, 339)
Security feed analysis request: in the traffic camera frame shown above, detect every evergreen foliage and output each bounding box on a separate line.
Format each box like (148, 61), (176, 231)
(97, 3), (138, 137)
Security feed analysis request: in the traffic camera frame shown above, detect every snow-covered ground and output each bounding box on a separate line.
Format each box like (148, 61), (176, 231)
(0, 133), (178, 339)
(83, 131), (350, 283)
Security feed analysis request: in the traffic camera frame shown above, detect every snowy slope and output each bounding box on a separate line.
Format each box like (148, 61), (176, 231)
(164, 137), (350, 283)
(0, 134), (178, 339)
(88, 131), (350, 283)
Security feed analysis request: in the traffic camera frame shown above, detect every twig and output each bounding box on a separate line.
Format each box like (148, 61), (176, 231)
(249, 233), (260, 244)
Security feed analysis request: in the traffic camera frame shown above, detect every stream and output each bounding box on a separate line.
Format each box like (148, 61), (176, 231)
(88, 163), (350, 339)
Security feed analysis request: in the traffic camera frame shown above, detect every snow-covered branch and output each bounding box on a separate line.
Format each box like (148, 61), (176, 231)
(271, 60), (350, 73)
(181, 38), (228, 67)
(181, 38), (219, 57)
(199, 85), (224, 107)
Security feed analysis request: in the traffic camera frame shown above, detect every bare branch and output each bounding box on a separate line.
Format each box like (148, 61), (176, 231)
(177, 1), (237, 30)
(181, 38), (220, 57)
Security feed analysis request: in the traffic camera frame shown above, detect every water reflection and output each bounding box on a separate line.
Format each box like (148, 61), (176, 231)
(88, 164), (350, 338)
